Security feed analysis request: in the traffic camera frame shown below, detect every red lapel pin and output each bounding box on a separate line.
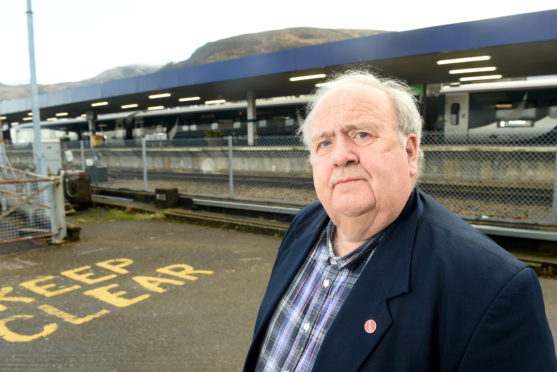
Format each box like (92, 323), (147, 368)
(364, 319), (377, 334)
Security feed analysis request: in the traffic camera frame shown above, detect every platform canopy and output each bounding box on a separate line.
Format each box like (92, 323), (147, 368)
(2, 9), (557, 123)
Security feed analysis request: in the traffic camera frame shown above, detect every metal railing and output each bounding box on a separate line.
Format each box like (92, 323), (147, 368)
(5, 131), (557, 226)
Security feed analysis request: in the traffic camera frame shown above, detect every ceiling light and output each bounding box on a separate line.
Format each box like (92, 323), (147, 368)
(147, 105), (164, 110)
(289, 73), (326, 82)
(459, 74), (502, 82)
(27, 112), (33, 116)
(11, 122), (19, 126)
(55, 112), (69, 117)
(149, 93), (171, 99)
(315, 82), (332, 87)
(205, 99), (226, 105)
(436, 56), (491, 65)
(23, 116), (32, 121)
(179, 96), (201, 102)
(91, 101), (108, 107)
(121, 103), (138, 109)
(449, 67), (497, 74)
(0, 116), (6, 120)
(47, 117), (58, 121)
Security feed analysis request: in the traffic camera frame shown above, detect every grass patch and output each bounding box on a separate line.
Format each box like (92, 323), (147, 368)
(74, 207), (166, 224)
(107, 209), (166, 221)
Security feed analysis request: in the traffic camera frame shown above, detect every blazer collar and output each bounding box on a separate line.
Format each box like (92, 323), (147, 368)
(312, 189), (421, 371)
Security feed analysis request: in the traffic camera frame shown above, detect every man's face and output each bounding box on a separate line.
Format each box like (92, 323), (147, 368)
(310, 85), (418, 226)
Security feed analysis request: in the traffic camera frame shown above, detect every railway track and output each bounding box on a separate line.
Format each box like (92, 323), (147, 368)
(108, 169), (315, 189)
(92, 185), (557, 279)
(107, 169), (553, 205)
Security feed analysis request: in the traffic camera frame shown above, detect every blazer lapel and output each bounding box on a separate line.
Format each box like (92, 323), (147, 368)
(252, 205), (330, 340)
(312, 191), (421, 371)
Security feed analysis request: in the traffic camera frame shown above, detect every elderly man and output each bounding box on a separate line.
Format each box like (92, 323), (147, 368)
(244, 71), (556, 371)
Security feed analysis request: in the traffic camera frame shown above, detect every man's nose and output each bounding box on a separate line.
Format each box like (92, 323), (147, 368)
(333, 137), (358, 167)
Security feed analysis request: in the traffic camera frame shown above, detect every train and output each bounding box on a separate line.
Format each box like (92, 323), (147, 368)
(427, 77), (557, 144)
(7, 76), (557, 146)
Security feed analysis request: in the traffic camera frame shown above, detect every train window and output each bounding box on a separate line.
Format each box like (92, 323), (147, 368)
(450, 103), (460, 125)
(495, 100), (536, 120)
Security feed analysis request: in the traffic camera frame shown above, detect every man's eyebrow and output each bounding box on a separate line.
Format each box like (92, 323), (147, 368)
(311, 130), (334, 143)
(312, 123), (376, 142)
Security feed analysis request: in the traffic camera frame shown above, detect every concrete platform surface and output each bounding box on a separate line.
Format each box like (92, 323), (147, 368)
(0, 208), (554, 371)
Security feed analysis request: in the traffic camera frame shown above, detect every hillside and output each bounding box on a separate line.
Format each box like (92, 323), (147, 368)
(0, 64), (160, 101)
(0, 27), (387, 102)
(159, 27), (386, 71)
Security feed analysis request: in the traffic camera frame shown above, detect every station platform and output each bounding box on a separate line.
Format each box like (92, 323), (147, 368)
(0, 205), (282, 370)
(0, 202), (555, 370)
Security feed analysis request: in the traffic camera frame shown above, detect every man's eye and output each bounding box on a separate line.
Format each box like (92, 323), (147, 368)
(356, 132), (369, 139)
(320, 140), (332, 147)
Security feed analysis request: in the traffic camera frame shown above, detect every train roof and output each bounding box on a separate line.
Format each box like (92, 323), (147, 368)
(440, 76), (557, 94)
(11, 96), (312, 130)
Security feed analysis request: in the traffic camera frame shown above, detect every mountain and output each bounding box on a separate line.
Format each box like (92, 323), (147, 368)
(159, 27), (386, 71)
(0, 65), (161, 101)
(0, 27), (387, 102)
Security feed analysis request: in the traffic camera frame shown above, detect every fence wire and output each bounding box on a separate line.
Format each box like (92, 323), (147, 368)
(5, 131), (557, 225)
(0, 162), (55, 243)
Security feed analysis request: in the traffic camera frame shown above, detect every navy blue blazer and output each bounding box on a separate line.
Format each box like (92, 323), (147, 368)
(244, 189), (556, 371)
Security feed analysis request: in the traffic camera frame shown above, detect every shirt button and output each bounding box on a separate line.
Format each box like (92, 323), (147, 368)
(303, 322), (310, 332)
(323, 279), (330, 288)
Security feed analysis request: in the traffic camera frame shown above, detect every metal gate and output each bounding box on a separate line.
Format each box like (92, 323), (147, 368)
(0, 164), (66, 244)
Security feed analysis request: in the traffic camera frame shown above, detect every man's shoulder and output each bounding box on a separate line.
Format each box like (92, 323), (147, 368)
(416, 190), (526, 276)
(278, 201), (328, 247)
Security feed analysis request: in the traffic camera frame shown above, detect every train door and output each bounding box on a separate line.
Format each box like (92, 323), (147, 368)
(444, 93), (469, 140)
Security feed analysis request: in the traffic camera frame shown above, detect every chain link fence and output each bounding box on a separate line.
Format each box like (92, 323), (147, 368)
(420, 131), (556, 225)
(4, 131), (557, 226)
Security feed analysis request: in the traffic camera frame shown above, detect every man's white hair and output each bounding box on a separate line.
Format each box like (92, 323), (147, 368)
(299, 70), (423, 156)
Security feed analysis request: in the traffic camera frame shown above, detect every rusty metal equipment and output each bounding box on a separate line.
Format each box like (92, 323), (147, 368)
(62, 170), (92, 208)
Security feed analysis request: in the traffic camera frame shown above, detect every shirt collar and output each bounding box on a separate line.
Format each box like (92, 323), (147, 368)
(323, 220), (383, 269)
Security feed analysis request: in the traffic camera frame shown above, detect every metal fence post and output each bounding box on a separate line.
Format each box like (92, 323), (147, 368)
(551, 142), (557, 225)
(51, 176), (66, 241)
(228, 136), (234, 198)
(80, 140), (86, 170)
(142, 138), (148, 191)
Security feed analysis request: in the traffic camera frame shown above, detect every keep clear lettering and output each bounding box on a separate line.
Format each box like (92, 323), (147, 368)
(0, 258), (213, 342)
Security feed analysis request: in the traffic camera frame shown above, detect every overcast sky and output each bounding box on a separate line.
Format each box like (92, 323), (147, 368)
(1, 0), (555, 85)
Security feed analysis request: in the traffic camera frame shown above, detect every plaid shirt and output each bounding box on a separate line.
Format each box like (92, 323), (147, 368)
(255, 221), (382, 372)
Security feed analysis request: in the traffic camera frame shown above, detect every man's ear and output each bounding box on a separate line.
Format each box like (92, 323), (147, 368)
(405, 134), (419, 177)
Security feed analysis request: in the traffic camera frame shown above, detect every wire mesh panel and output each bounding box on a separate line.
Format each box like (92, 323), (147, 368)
(420, 131), (556, 224)
(229, 136), (315, 204)
(83, 137), (316, 204)
(0, 163), (55, 243)
(35, 132), (557, 226)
